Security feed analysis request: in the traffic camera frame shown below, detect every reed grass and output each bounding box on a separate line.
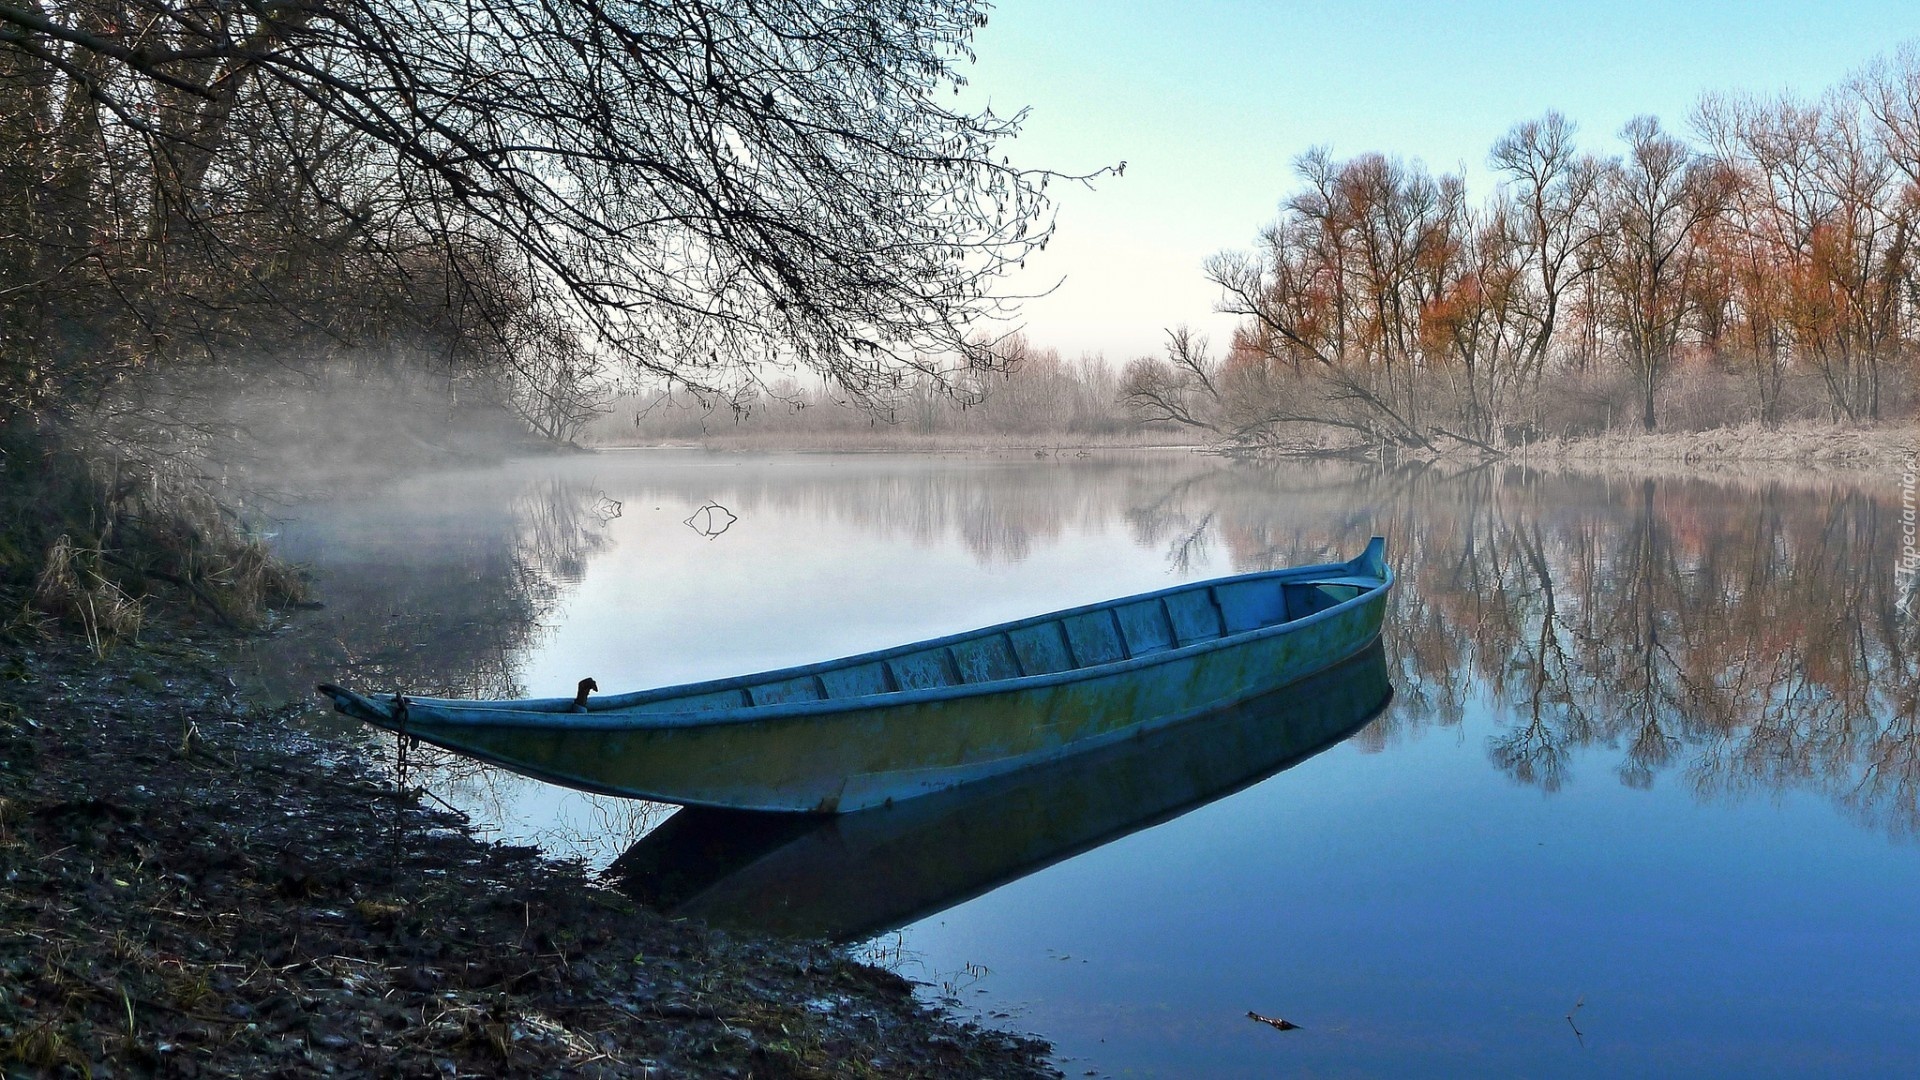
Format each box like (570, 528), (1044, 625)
(31, 535), (144, 655)
(3, 412), (308, 639)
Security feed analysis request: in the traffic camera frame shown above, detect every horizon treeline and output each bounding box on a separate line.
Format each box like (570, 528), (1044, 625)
(1123, 48), (1920, 452)
(621, 48), (1920, 455)
(597, 340), (1143, 445)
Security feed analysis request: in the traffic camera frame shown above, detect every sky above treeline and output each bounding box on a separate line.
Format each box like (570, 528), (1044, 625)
(960, 0), (1919, 366)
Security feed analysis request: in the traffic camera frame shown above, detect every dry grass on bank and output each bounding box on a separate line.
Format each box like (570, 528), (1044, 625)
(1511, 422), (1918, 472)
(0, 431), (309, 642)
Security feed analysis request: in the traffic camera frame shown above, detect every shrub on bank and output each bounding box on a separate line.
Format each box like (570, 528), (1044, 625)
(1, 411), (306, 643)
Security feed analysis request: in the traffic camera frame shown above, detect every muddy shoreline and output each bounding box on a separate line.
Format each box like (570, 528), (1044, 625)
(0, 630), (1058, 1078)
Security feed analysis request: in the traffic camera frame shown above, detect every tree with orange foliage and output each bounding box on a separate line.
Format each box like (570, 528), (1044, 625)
(1693, 94), (1800, 424)
(1198, 150), (1466, 448)
(1174, 57), (1920, 454)
(1704, 88), (1913, 423)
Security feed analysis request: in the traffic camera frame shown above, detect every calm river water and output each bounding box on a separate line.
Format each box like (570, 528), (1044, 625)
(245, 448), (1920, 1078)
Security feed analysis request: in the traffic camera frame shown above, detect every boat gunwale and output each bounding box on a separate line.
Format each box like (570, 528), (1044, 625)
(369, 547), (1378, 714)
(337, 554), (1393, 734)
(344, 629), (1391, 813)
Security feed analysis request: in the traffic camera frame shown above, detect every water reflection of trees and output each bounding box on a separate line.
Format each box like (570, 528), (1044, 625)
(715, 456), (1918, 834)
(246, 470), (620, 704)
(243, 468), (636, 859)
(1041, 457), (1915, 834)
(1387, 467), (1906, 835)
(269, 452), (1919, 841)
(630, 454), (1236, 566)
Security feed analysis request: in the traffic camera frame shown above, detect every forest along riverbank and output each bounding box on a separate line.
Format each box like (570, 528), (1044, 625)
(0, 631), (1058, 1079)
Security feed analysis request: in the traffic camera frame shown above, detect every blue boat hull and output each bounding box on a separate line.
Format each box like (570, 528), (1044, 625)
(320, 538), (1393, 812)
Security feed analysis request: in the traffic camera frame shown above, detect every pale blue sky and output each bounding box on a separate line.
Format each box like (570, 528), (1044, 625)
(958, 1), (1919, 364)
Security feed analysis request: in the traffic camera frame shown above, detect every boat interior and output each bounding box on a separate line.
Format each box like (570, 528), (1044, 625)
(608, 577), (1369, 715)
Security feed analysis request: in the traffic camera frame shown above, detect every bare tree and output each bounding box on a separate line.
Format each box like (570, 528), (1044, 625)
(1420, 198), (1534, 446)
(1819, 82), (1914, 422)
(1205, 150), (1466, 449)
(1702, 89), (1914, 423)
(0, 0), (1089, 414)
(1187, 60), (1920, 455)
(1592, 116), (1730, 431)
(1120, 327), (1228, 439)
(1693, 92), (1805, 423)
(1489, 111), (1604, 375)
(1859, 42), (1920, 188)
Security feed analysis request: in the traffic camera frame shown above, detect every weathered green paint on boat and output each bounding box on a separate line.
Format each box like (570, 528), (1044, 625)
(317, 537), (1392, 813)
(609, 643), (1393, 940)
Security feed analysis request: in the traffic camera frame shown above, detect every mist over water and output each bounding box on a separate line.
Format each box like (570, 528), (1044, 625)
(246, 448), (1919, 1077)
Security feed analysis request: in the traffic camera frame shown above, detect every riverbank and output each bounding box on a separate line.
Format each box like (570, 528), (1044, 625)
(0, 629), (1057, 1078)
(601, 420), (1918, 474)
(1507, 422), (1916, 472)
(593, 431), (1193, 455)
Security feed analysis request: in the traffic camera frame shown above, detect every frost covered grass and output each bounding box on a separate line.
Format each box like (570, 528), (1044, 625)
(1512, 421), (1916, 470)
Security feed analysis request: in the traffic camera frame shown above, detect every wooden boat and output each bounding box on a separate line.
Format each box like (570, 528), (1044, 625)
(609, 643), (1392, 940)
(318, 537), (1392, 813)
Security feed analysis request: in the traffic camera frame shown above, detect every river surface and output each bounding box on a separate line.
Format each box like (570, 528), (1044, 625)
(244, 448), (1920, 1078)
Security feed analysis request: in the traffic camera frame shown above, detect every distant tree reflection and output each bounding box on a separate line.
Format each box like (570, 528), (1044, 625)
(1093, 456), (1910, 832)
(269, 453), (1917, 840)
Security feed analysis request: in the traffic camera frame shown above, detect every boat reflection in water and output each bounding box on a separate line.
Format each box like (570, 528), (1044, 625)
(609, 642), (1391, 942)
